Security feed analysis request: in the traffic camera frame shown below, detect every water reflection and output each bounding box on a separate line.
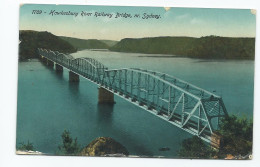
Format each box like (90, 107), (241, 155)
(55, 70), (63, 80)
(96, 103), (154, 156)
(96, 104), (114, 124)
(68, 82), (79, 95)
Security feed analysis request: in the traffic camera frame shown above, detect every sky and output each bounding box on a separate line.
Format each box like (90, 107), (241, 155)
(19, 4), (256, 41)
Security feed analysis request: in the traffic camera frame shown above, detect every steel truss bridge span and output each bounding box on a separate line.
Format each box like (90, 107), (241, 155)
(38, 48), (228, 144)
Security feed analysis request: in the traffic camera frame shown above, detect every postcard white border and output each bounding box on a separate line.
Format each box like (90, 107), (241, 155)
(0, 0), (259, 167)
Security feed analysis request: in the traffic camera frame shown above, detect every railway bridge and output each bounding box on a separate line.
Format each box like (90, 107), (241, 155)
(38, 48), (228, 147)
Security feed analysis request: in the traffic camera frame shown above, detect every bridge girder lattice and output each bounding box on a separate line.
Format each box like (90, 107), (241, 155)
(38, 48), (228, 143)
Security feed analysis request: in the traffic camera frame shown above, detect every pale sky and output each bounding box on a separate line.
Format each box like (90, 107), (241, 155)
(19, 4), (256, 40)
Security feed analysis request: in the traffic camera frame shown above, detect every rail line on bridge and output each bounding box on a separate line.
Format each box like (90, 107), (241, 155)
(38, 48), (228, 147)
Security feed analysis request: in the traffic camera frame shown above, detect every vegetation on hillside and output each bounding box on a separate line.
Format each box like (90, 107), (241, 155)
(178, 115), (253, 159)
(60, 36), (110, 50)
(217, 115), (253, 158)
(19, 30), (255, 60)
(19, 30), (77, 60)
(110, 36), (255, 59)
(17, 140), (35, 151)
(178, 136), (216, 159)
(57, 130), (81, 155)
(56, 130), (129, 156)
(100, 40), (119, 47)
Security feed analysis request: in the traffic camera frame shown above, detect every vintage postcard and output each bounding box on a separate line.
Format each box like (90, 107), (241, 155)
(17, 4), (256, 159)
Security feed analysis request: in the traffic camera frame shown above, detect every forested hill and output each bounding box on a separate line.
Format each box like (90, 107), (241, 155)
(19, 30), (77, 60)
(59, 36), (110, 50)
(110, 36), (255, 59)
(100, 40), (119, 47)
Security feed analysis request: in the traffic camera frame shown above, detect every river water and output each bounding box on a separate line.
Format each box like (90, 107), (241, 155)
(16, 50), (254, 158)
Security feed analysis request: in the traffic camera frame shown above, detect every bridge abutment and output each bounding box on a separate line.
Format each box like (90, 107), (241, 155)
(69, 71), (79, 82)
(55, 64), (63, 72)
(210, 132), (222, 149)
(98, 87), (115, 104)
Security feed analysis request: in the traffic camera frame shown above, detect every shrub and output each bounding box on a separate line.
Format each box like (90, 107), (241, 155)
(58, 130), (81, 155)
(17, 140), (34, 151)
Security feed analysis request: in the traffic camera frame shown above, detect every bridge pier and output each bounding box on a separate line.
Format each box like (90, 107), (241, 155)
(47, 59), (54, 67)
(69, 71), (79, 82)
(98, 87), (115, 104)
(55, 63), (63, 72)
(41, 56), (47, 64)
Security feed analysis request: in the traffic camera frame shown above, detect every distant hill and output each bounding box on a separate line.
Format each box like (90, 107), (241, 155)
(19, 30), (76, 60)
(60, 36), (110, 50)
(100, 40), (119, 47)
(110, 36), (255, 59)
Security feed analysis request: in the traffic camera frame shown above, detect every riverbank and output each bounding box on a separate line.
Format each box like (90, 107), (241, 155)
(110, 36), (255, 60)
(19, 30), (77, 61)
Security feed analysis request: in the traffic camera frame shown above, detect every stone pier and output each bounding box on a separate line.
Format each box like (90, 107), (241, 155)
(41, 56), (47, 64)
(55, 64), (63, 72)
(47, 59), (54, 67)
(98, 87), (115, 104)
(69, 71), (79, 82)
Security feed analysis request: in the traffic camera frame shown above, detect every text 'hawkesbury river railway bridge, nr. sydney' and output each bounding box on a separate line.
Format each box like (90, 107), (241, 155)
(38, 48), (228, 148)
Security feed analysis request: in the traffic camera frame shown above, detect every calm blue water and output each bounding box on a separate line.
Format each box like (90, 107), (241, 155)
(17, 50), (254, 157)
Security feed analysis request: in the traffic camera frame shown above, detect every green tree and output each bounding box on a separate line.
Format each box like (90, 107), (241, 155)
(58, 130), (81, 155)
(178, 136), (216, 158)
(217, 115), (253, 158)
(178, 115), (253, 159)
(17, 140), (34, 151)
